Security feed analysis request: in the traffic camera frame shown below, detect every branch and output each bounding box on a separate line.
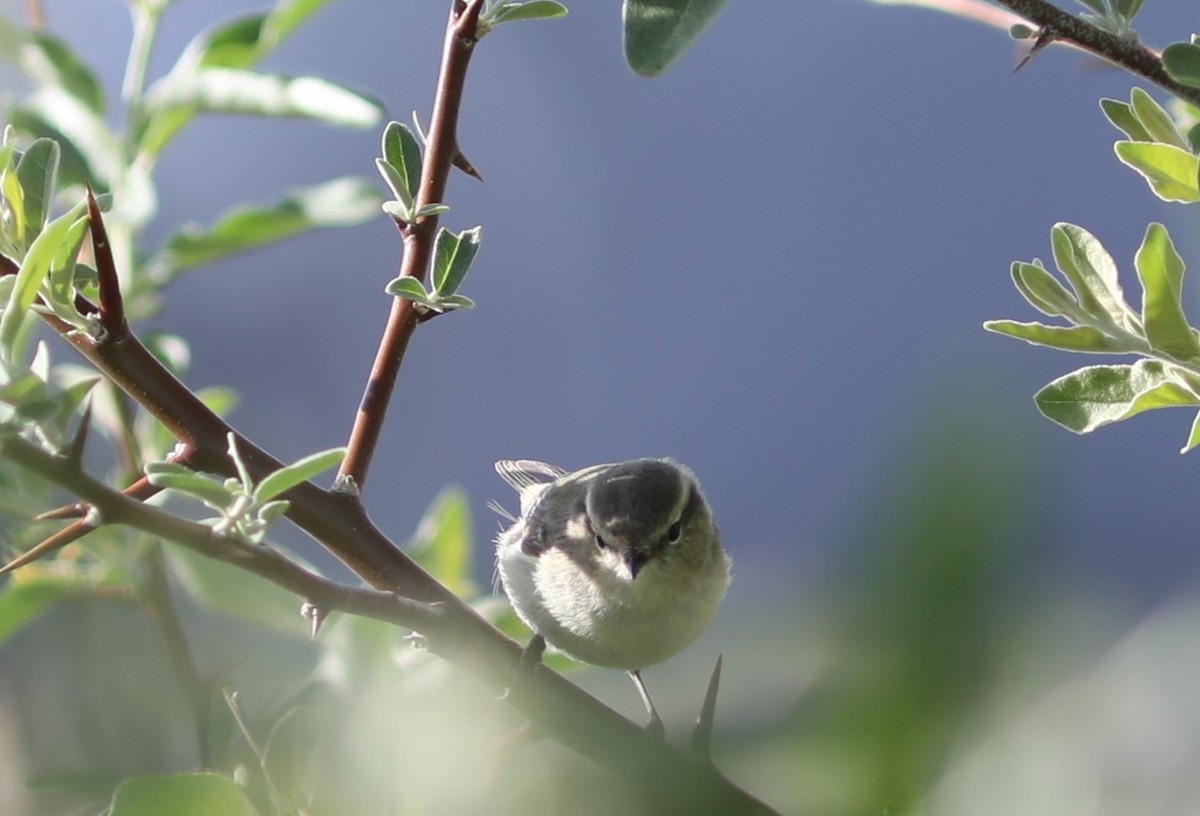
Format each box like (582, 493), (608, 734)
(993, 0), (1200, 106)
(2, 432), (777, 814)
(338, 0), (485, 491)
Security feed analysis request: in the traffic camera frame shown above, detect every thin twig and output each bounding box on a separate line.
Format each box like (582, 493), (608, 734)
(338, 0), (486, 491)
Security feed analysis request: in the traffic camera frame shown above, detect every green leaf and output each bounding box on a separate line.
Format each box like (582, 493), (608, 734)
(1114, 141), (1200, 202)
(15, 138), (60, 246)
(983, 320), (1125, 352)
(1162, 42), (1200, 90)
(164, 545), (312, 636)
(1128, 87), (1188, 149)
(435, 293), (476, 311)
(1011, 261), (1086, 321)
(110, 772), (260, 816)
(431, 225), (481, 295)
(157, 177), (383, 273)
(381, 120), (423, 207)
(1049, 223), (1134, 330)
(253, 447), (346, 503)
(0, 19), (106, 114)
(0, 198), (88, 358)
(10, 87), (123, 188)
(142, 67), (383, 127)
(145, 464), (236, 510)
(1100, 98), (1152, 141)
(385, 275), (434, 306)
(0, 574), (84, 645)
(1135, 222), (1200, 359)
(374, 158), (412, 209)
(1182, 409), (1200, 453)
(488, 1), (569, 27)
(380, 200), (414, 223)
(623, 0), (731, 76)
(1034, 360), (1199, 433)
(408, 487), (474, 596)
(46, 212), (90, 305)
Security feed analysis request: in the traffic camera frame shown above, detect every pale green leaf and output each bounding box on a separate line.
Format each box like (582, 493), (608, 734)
(1011, 261), (1085, 321)
(1128, 87), (1188, 149)
(381, 120), (423, 206)
(385, 276), (435, 307)
(1114, 141), (1200, 202)
(15, 138), (60, 246)
(158, 177), (382, 273)
(1135, 222), (1200, 359)
(1034, 360), (1199, 433)
(1182, 409), (1200, 453)
(431, 225), (481, 295)
(0, 19), (105, 113)
(1100, 98), (1152, 141)
(253, 447), (346, 503)
(1049, 223), (1135, 329)
(983, 320), (1126, 352)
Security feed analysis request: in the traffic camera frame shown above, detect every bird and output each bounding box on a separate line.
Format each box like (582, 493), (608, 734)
(493, 458), (731, 732)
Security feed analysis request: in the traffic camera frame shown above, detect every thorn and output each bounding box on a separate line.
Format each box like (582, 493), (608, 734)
(86, 185), (127, 338)
(36, 502), (89, 521)
(452, 146), (483, 182)
(0, 519), (97, 575)
(500, 633), (546, 701)
(689, 654), (723, 761)
(1015, 27), (1057, 73)
(63, 398), (92, 465)
(301, 602), (328, 637)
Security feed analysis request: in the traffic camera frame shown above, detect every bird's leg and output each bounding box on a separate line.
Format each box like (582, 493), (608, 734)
(500, 633), (546, 701)
(628, 669), (665, 740)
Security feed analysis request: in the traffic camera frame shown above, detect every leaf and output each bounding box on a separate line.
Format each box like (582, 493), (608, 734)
(408, 487), (474, 596)
(374, 158), (412, 209)
(1183, 409), (1200, 453)
(385, 276), (435, 307)
(381, 120), (423, 206)
(1114, 141), (1200, 202)
(1128, 87), (1188, 149)
(435, 293), (476, 311)
(144, 464), (236, 510)
(983, 320), (1125, 352)
(1134, 222), (1200, 359)
(0, 18), (106, 113)
(0, 198), (88, 357)
(110, 772), (260, 816)
(15, 138), (60, 246)
(1034, 360), (1199, 433)
(1163, 41), (1200, 90)
(1100, 98), (1152, 141)
(623, 0), (731, 77)
(488, 1), (569, 27)
(431, 225), (481, 295)
(46, 212), (90, 304)
(1049, 223), (1134, 330)
(164, 545), (313, 636)
(1010, 261), (1085, 321)
(0, 575), (81, 646)
(158, 177), (382, 272)
(141, 67), (383, 128)
(10, 87), (123, 188)
(253, 447), (346, 503)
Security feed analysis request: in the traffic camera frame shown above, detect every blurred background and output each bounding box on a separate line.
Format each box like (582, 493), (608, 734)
(3, 1), (1200, 814)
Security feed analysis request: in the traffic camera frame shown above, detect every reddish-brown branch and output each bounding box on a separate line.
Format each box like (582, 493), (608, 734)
(338, 0), (485, 491)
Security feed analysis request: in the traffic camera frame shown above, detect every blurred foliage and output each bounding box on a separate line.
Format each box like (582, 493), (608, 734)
(0, 1), (1199, 815)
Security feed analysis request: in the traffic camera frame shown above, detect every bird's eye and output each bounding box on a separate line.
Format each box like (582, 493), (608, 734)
(595, 534), (609, 550)
(667, 521), (682, 543)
